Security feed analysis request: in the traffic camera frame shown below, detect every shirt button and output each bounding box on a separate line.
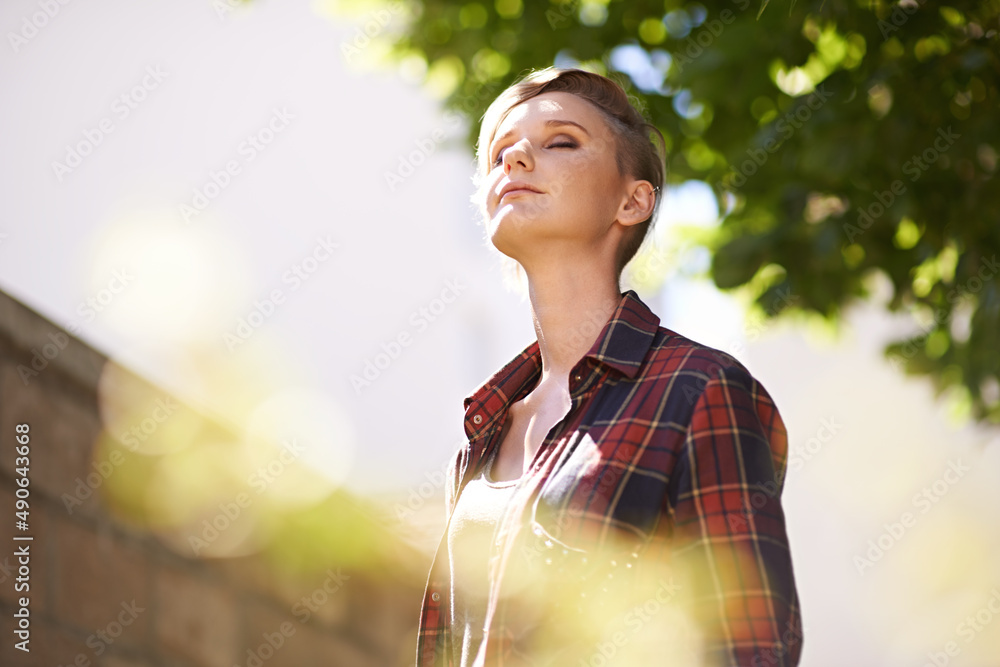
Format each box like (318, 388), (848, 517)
(431, 592), (440, 602)
(574, 373), (582, 382)
(472, 414), (483, 425)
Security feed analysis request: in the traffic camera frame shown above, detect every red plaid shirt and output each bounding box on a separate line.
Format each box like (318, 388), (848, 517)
(415, 289), (802, 666)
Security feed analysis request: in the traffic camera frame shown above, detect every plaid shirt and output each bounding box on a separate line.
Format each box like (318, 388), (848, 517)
(416, 289), (802, 666)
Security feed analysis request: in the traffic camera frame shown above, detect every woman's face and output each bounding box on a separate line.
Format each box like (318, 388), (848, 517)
(480, 91), (638, 269)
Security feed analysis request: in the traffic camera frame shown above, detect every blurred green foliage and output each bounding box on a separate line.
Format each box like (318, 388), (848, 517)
(364, 0), (999, 424)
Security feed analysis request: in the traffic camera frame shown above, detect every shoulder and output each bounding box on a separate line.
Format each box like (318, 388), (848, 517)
(643, 326), (756, 387)
(639, 326), (786, 430)
(646, 329), (790, 473)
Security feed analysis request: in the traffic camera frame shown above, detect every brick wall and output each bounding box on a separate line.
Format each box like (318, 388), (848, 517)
(0, 290), (428, 667)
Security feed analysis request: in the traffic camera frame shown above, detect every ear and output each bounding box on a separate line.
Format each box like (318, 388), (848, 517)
(616, 179), (657, 227)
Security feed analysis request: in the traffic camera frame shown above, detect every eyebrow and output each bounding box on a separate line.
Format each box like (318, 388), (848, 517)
(491, 119), (591, 155)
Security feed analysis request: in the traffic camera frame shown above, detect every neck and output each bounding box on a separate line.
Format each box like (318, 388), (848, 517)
(523, 264), (622, 379)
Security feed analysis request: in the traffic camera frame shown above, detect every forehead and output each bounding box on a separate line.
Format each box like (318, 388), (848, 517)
(491, 91), (611, 144)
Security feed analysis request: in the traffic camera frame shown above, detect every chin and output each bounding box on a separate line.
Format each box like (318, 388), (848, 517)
(491, 201), (554, 231)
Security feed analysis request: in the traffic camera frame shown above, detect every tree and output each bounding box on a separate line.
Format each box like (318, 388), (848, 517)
(359, 0), (1000, 423)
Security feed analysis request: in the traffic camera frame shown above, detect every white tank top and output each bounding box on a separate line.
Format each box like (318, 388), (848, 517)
(447, 447), (522, 667)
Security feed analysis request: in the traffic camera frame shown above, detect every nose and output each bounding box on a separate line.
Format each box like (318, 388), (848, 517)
(502, 138), (533, 174)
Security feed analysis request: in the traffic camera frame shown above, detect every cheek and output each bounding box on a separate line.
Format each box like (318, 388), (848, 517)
(556, 152), (607, 193)
(478, 171), (502, 216)
(577, 157), (621, 195)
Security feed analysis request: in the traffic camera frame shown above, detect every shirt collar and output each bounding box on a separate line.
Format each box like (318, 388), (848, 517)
(462, 289), (661, 441)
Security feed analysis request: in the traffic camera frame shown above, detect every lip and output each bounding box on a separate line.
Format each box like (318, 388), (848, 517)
(498, 181), (543, 202)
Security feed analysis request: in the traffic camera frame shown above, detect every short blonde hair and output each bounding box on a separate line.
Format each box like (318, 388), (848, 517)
(473, 67), (667, 290)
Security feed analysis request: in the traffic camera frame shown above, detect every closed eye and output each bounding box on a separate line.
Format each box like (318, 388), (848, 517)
(491, 140), (579, 168)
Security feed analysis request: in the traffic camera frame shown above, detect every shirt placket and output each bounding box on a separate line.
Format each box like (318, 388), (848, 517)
(481, 362), (603, 665)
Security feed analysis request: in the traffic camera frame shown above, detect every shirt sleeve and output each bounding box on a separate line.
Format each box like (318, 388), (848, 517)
(668, 364), (803, 667)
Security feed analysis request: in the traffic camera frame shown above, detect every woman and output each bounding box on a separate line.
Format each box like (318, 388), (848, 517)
(416, 67), (802, 667)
